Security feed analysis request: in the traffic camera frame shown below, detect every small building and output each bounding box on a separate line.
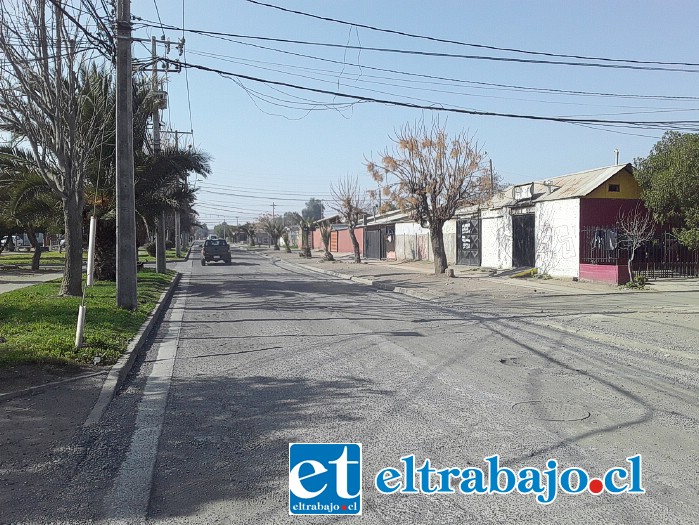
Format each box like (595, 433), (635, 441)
(479, 163), (643, 282)
(384, 163), (654, 284)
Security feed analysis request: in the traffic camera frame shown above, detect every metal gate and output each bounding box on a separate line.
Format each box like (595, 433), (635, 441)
(456, 219), (481, 265)
(512, 213), (535, 267)
(365, 229), (382, 259)
(330, 231), (338, 252)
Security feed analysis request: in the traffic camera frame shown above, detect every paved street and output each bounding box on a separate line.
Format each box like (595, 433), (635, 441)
(4, 245), (698, 523)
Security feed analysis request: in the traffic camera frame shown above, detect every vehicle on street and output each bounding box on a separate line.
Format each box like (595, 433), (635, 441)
(201, 238), (231, 265)
(1, 235), (24, 251)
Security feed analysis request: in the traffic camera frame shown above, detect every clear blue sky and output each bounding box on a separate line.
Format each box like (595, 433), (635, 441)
(133, 0), (699, 226)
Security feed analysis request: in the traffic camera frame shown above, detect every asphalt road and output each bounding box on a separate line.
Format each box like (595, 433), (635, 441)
(25, 245), (698, 524)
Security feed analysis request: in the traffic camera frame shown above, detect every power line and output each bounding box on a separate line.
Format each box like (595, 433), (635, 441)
(46, 0), (114, 57)
(169, 58), (699, 130)
(245, 0), (699, 69)
(139, 20), (699, 74)
(197, 181), (334, 197)
(187, 48), (699, 105)
(187, 48), (698, 114)
(198, 188), (316, 202)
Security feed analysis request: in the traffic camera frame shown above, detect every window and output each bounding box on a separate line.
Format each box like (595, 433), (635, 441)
(608, 184), (620, 192)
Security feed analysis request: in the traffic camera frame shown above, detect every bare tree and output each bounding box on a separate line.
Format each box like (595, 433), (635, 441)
(330, 175), (366, 263)
(318, 220), (334, 261)
(0, 0), (111, 295)
(618, 205), (655, 282)
(367, 119), (487, 274)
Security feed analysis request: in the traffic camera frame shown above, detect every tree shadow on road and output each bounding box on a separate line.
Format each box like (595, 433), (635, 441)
(146, 373), (393, 521)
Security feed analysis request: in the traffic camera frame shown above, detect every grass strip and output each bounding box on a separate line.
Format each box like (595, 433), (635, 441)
(137, 249), (186, 263)
(0, 269), (174, 368)
(0, 251), (71, 265)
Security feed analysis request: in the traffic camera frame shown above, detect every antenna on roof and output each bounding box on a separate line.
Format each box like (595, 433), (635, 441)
(614, 148), (620, 165)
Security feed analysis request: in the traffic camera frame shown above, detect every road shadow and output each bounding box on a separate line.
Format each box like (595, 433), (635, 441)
(146, 374), (393, 520)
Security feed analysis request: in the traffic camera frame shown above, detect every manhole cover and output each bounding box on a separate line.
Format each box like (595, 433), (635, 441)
(512, 401), (591, 422)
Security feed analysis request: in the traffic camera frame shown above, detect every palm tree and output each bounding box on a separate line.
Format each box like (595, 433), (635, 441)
(258, 214), (284, 250)
(82, 71), (211, 280)
(0, 147), (62, 269)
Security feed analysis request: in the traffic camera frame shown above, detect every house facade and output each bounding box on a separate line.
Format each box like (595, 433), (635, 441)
(478, 164), (642, 282)
(375, 164), (648, 283)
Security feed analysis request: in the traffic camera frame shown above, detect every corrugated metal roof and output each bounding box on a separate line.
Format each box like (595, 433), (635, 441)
(365, 209), (410, 225)
(362, 164), (632, 223)
(486, 163), (632, 209)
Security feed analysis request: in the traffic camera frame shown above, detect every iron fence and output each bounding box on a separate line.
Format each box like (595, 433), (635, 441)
(580, 226), (699, 278)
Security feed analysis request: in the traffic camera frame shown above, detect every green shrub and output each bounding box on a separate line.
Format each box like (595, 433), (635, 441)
(144, 242), (156, 257)
(624, 275), (648, 289)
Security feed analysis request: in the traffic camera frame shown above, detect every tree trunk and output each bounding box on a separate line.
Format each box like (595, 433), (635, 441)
(430, 222), (448, 274)
(348, 227), (361, 263)
(26, 227), (42, 271)
(61, 194), (84, 296)
(627, 255), (634, 283)
(94, 217), (117, 281)
(175, 211), (181, 257)
(156, 210), (166, 273)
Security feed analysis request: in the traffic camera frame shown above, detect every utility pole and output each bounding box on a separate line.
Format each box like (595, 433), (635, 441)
(152, 36), (166, 274)
(272, 202), (276, 220)
(116, 0), (137, 310)
(174, 130), (181, 257)
(489, 159), (495, 197)
(161, 128), (193, 257)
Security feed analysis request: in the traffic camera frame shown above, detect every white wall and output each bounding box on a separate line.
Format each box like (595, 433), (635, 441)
(443, 219), (456, 265)
(396, 222), (431, 261)
(394, 221), (457, 264)
(535, 199), (580, 278)
(481, 208), (512, 269)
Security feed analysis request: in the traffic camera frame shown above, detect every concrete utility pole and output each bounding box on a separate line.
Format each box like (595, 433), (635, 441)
(490, 159), (494, 197)
(116, 0), (137, 310)
(161, 129), (193, 257)
(152, 36), (166, 274)
(174, 130), (181, 257)
(272, 202), (276, 220)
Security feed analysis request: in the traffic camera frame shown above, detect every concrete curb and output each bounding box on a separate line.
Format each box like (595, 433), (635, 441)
(84, 271), (182, 426)
(268, 254), (439, 303)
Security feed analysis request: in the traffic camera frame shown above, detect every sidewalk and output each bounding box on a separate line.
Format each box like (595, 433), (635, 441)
(243, 246), (618, 298)
(0, 268), (63, 295)
(245, 245), (699, 296)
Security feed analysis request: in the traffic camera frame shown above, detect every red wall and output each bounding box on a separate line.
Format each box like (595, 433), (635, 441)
(311, 228), (364, 255)
(580, 198), (645, 227)
(336, 228), (364, 254)
(579, 263), (630, 285)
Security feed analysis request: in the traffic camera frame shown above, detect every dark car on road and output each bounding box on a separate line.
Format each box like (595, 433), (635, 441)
(201, 239), (231, 265)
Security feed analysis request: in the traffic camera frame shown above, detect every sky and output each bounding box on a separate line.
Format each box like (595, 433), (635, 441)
(131, 0), (699, 227)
